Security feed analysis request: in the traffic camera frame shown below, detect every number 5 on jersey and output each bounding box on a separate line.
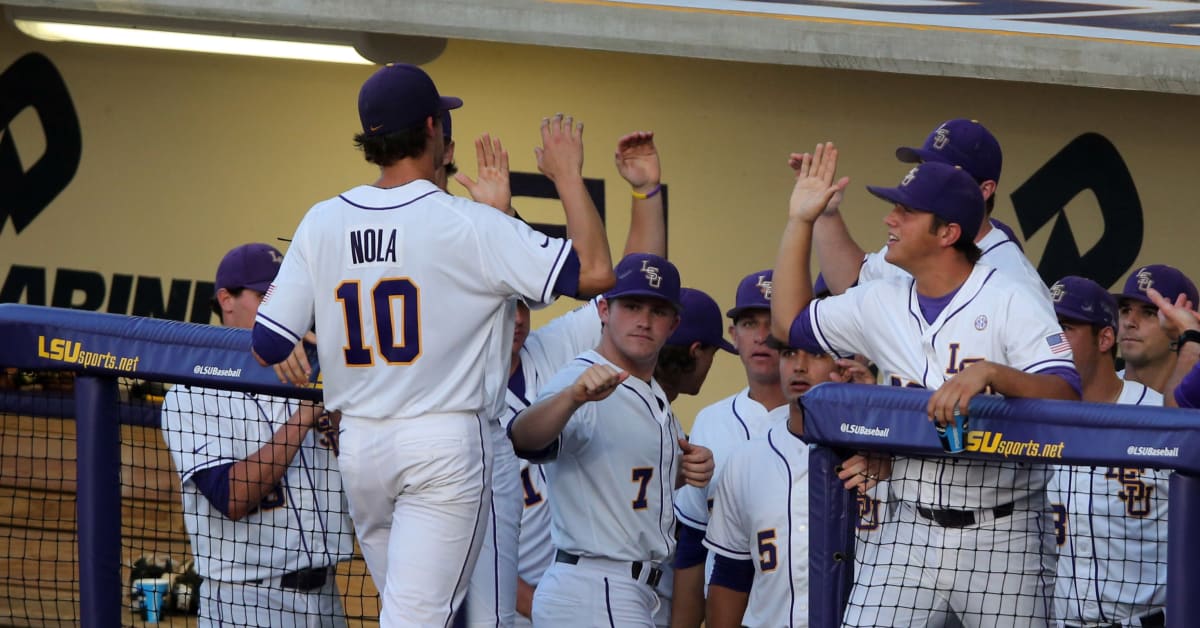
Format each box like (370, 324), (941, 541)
(336, 278), (420, 366)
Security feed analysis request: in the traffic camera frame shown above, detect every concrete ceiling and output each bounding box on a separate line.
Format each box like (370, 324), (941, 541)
(4, 0), (1200, 95)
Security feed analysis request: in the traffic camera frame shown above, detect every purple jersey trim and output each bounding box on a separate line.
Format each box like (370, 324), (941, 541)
(336, 188), (438, 210)
(674, 522), (709, 569)
(191, 462), (234, 518)
(508, 363), (528, 402)
(251, 322), (298, 365)
(1176, 363), (1200, 408)
(539, 239), (571, 303)
(551, 249), (581, 299)
(916, 286), (962, 325)
(710, 553), (755, 593)
(788, 305), (827, 356)
(1036, 366), (1083, 399)
(988, 218), (1025, 253)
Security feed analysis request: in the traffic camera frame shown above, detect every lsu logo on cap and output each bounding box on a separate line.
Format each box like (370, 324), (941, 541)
(932, 124), (951, 150)
(900, 167), (919, 187)
(641, 260), (662, 288)
(1136, 267), (1155, 292)
(1049, 282), (1065, 303)
(756, 275), (773, 300)
(268, 249), (283, 264)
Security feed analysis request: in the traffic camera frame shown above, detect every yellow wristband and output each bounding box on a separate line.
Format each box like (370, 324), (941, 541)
(631, 184), (662, 200)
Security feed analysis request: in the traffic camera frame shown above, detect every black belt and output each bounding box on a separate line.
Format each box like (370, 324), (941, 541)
(248, 566), (330, 591)
(554, 549), (663, 588)
(916, 502), (1015, 528)
(1065, 609), (1165, 628)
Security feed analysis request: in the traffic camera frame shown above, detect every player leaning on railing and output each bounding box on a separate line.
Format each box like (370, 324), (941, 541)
(771, 142), (1079, 627)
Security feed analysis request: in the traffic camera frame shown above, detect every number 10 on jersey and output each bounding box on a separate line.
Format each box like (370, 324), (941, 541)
(335, 278), (421, 366)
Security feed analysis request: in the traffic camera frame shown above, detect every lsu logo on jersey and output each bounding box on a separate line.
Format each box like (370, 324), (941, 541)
(856, 493), (882, 531)
(1105, 467), (1154, 517)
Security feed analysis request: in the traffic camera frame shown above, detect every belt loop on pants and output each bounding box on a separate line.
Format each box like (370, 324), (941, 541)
(554, 549), (664, 588)
(915, 502), (1015, 528)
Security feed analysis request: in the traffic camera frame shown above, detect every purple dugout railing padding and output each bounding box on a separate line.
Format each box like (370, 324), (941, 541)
(4, 304), (1199, 627)
(801, 382), (1199, 628)
(0, 304), (321, 628)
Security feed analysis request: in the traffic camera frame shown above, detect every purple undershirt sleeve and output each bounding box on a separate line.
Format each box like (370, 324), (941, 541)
(709, 554), (755, 593)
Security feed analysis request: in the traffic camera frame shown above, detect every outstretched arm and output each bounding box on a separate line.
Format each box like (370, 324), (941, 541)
(227, 403), (328, 520)
(509, 364), (628, 452)
(812, 191), (868, 294)
(771, 142), (849, 342)
(537, 114), (615, 297)
(614, 131), (666, 257)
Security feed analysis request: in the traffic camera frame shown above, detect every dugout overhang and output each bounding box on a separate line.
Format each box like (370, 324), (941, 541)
(3, 0), (1200, 95)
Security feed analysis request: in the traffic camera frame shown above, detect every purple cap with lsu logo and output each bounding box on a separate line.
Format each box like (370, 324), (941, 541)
(214, 243), (283, 296)
(1051, 276), (1117, 330)
(726, 269), (773, 319)
(896, 118), (1002, 184)
(668, 288), (737, 353)
(1116, 264), (1199, 307)
(604, 253), (682, 310)
(358, 63), (463, 138)
(866, 162), (986, 243)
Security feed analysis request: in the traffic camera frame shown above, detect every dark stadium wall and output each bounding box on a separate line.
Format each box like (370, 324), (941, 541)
(1, 20), (1197, 426)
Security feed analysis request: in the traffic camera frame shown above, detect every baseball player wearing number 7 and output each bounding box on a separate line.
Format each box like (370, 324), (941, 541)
(1045, 276), (1167, 628)
(772, 143), (1080, 627)
(509, 254), (715, 627)
(251, 64), (614, 627)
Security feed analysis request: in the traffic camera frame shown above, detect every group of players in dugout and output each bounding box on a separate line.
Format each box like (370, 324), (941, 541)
(156, 62), (1199, 627)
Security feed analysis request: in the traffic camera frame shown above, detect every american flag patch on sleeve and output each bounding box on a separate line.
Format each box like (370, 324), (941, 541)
(263, 284), (275, 304)
(1045, 332), (1071, 354)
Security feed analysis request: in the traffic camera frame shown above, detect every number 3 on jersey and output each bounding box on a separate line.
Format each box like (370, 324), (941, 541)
(336, 278), (421, 366)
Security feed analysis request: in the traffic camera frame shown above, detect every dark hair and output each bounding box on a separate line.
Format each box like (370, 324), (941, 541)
(655, 344), (702, 383)
(445, 160), (458, 177)
(209, 286), (248, 320)
(930, 215), (982, 264)
(354, 124), (432, 167)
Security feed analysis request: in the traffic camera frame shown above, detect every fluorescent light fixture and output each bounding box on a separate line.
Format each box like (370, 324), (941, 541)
(13, 18), (374, 65)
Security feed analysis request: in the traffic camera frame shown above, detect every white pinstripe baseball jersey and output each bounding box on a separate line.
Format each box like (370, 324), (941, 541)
(161, 386), (354, 582)
(704, 425), (811, 627)
(1049, 380), (1167, 625)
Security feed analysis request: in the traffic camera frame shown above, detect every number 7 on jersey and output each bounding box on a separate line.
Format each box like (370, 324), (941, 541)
(336, 278), (421, 366)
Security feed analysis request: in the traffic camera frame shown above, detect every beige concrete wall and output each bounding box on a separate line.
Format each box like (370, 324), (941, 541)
(3, 23), (1198, 425)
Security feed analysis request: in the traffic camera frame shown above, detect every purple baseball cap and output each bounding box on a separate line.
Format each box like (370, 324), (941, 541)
(1116, 264), (1199, 307)
(359, 64), (463, 138)
(726, 269), (773, 319)
(605, 253), (682, 310)
(896, 119), (1002, 184)
(214, 243), (283, 296)
(866, 162), (986, 242)
(1051, 276), (1117, 330)
(668, 288), (737, 353)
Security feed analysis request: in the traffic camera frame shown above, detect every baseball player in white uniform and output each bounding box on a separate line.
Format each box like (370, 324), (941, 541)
(251, 64), (614, 626)
(162, 243), (355, 627)
(704, 337), (880, 627)
(772, 144), (1080, 627)
(810, 119), (1048, 300)
(508, 253), (715, 627)
(1046, 276), (1167, 628)
(670, 269), (788, 627)
(1115, 264), (1199, 393)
